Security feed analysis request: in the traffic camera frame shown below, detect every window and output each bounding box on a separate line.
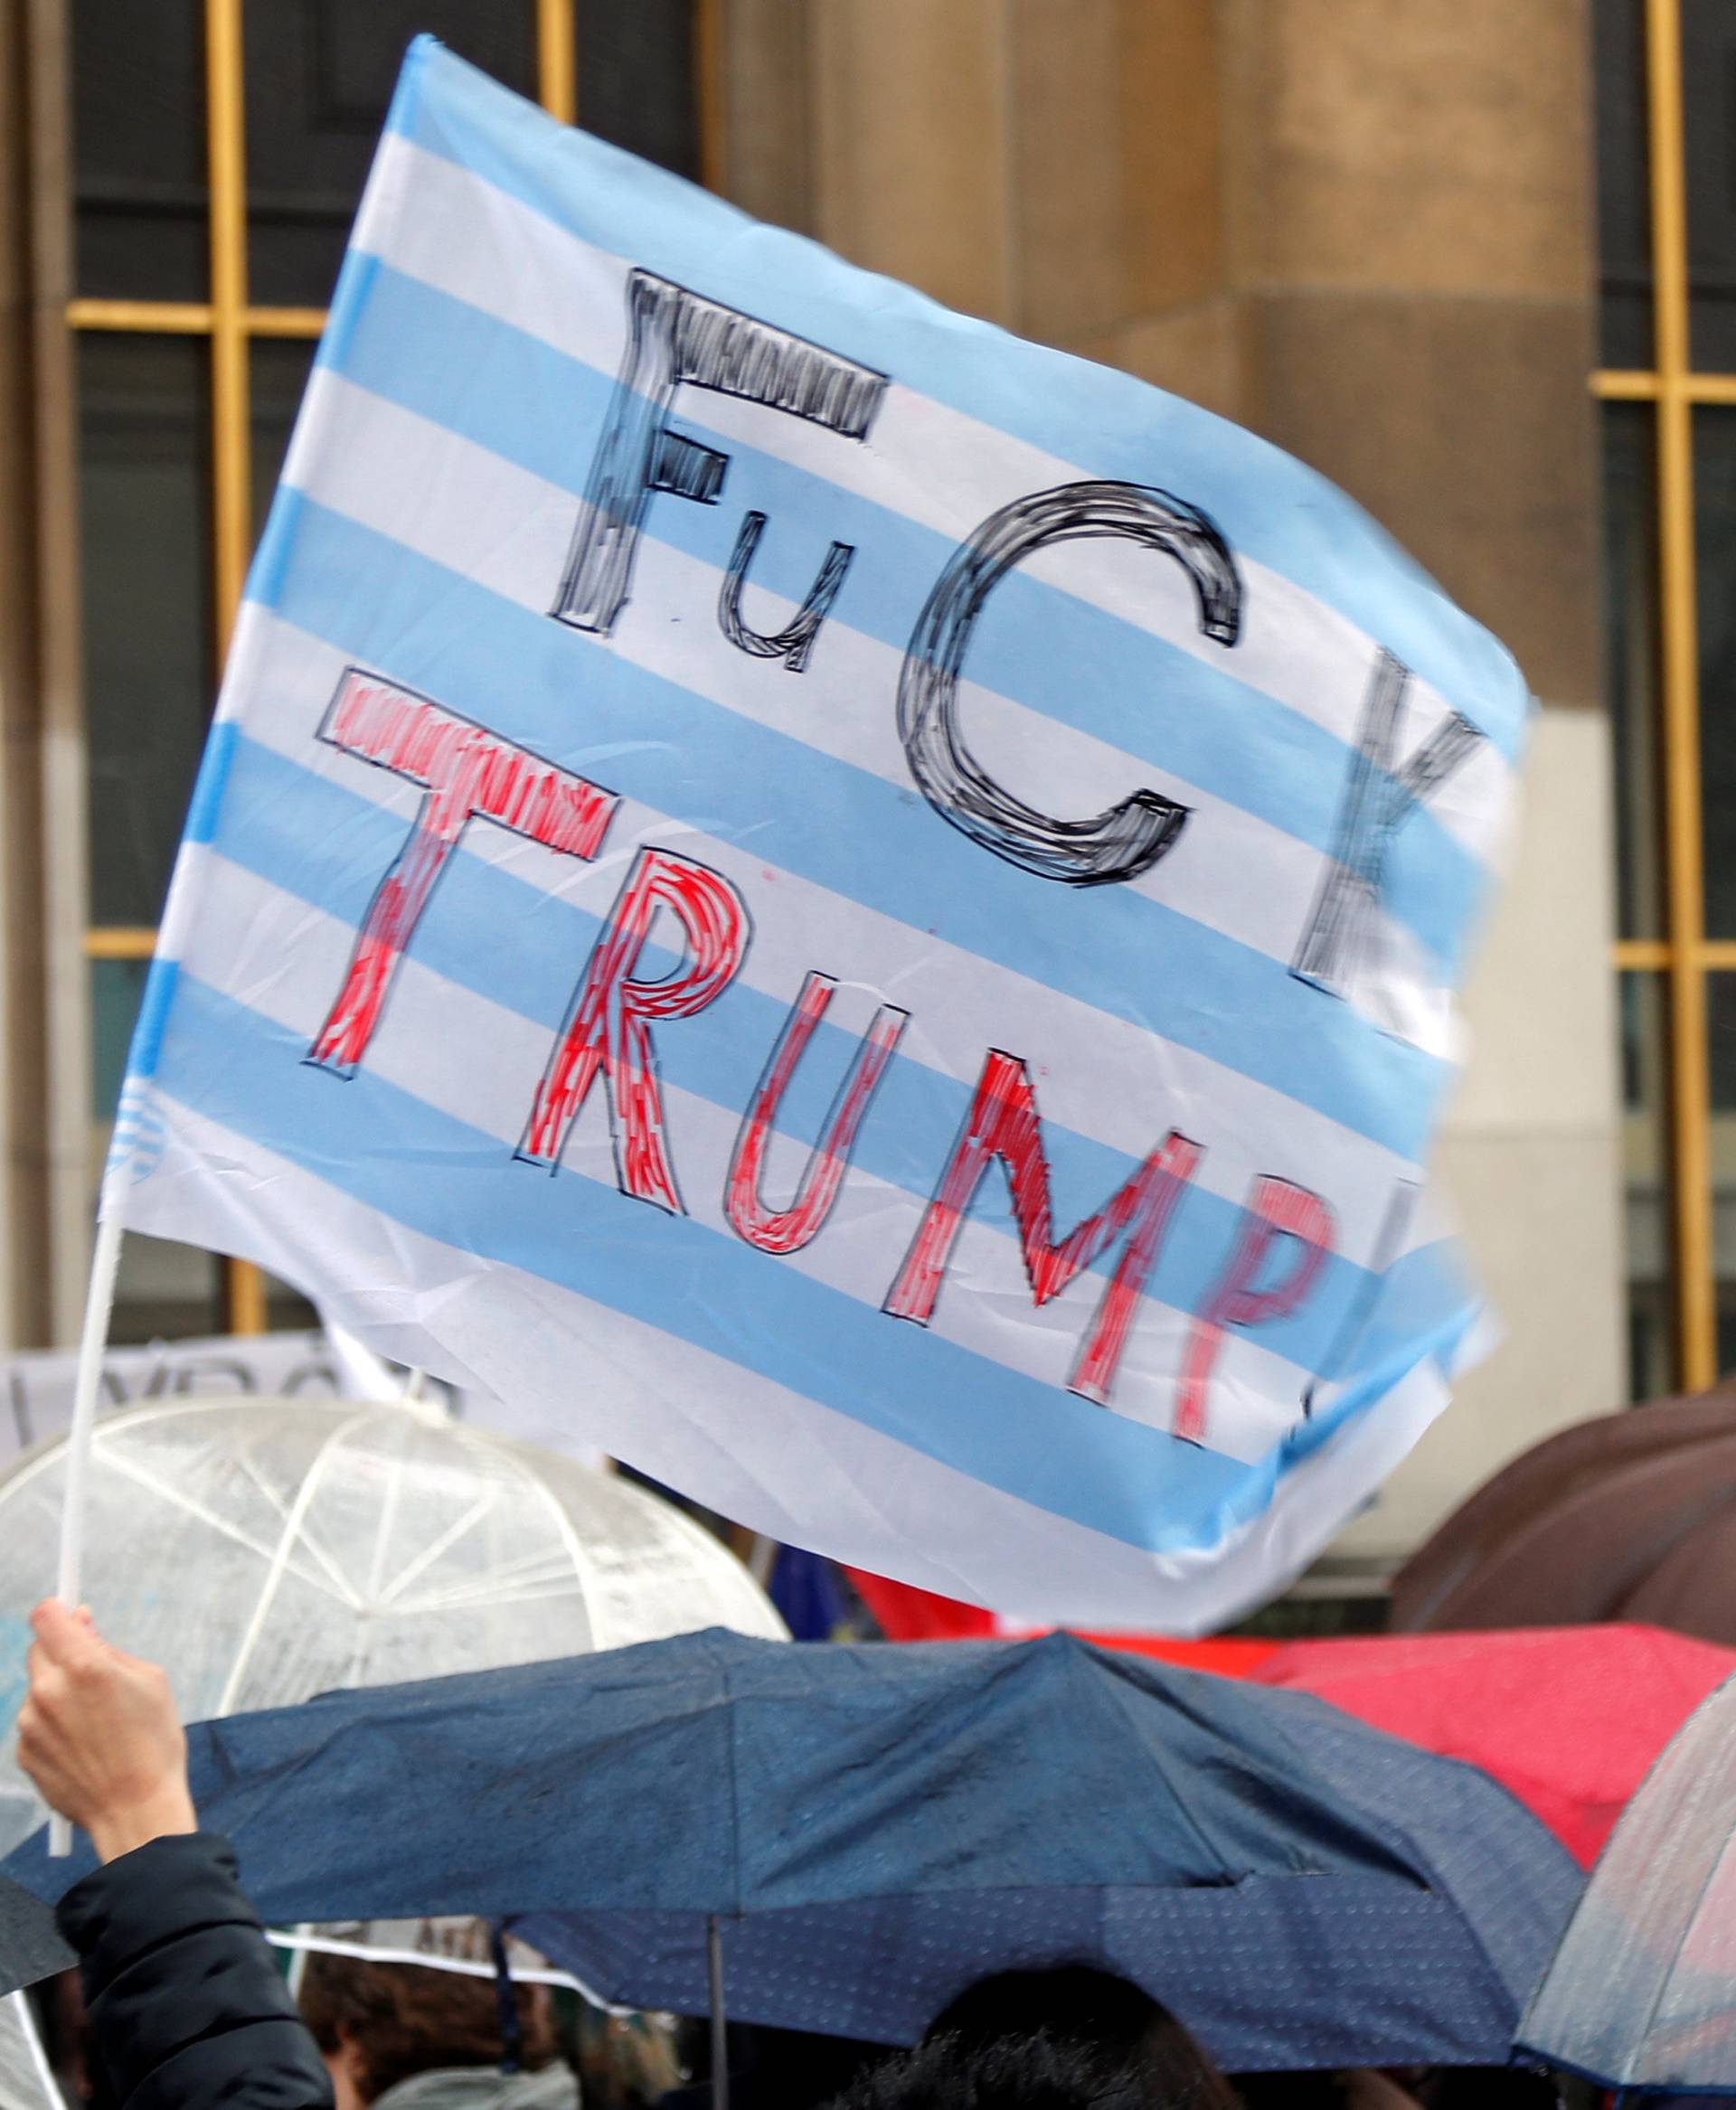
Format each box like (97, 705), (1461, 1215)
(73, 0), (712, 1339)
(1596, 0), (1736, 1395)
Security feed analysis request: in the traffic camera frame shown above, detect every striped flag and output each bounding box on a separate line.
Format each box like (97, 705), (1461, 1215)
(108, 38), (1527, 1628)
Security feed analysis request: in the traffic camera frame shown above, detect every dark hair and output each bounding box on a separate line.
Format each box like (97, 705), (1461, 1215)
(1234, 2078), (1420, 2108)
(922, 1969), (1240, 2110)
(823, 2030), (1222, 2110)
(1412, 2074), (1560, 2108)
(299, 1951), (559, 2102)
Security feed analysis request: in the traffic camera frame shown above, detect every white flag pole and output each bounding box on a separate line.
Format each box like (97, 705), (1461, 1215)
(47, 1210), (125, 1857)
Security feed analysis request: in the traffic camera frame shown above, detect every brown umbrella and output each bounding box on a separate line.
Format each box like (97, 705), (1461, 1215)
(1388, 1380), (1736, 1642)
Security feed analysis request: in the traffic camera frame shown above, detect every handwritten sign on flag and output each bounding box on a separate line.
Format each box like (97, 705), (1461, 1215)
(108, 38), (1526, 1627)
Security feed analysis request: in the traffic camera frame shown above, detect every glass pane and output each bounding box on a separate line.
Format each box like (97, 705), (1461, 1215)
(266, 1276), (321, 1331)
(250, 338), (318, 542)
(90, 959), (225, 1341)
(1606, 404), (1664, 939)
(80, 334), (214, 929)
(73, 0), (207, 300)
(575, 0), (701, 179)
(108, 1232), (227, 1342)
(1595, 0), (1653, 369)
(90, 956), (148, 1125)
(1623, 971), (1675, 1400)
(110, 1235), (227, 1343)
(244, 1), (537, 309)
(1684, 2), (1736, 371)
(1695, 410), (1736, 937)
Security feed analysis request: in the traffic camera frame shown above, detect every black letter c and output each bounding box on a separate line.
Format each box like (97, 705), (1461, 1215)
(898, 481), (1241, 886)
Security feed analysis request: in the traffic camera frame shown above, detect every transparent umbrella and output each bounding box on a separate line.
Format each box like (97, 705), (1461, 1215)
(0, 1997), (58, 2110)
(0, 1391), (787, 2106)
(0, 1872), (69, 2110)
(1517, 1667), (1736, 2095)
(0, 1392), (787, 1855)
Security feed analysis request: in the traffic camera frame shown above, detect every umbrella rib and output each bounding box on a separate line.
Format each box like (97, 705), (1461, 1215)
(232, 1447), (372, 1606)
(472, 1429), (606, 1634)
(1074, 1645), (1240, 1885)
(376, 1487), (500, 1606)
(392, 1534), (585, 1606)
(214, 1406), (389, 1718)
(342, 1421), (412, 1685)
(392, 1569), (590, 1618)
(95, 1444), (355, 1606)
(394, 1561), (590, 1620)
(363, 1417), (411, 1606)
(409, 1566), (581, 1609)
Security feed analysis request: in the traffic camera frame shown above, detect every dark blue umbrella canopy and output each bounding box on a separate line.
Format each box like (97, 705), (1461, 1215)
(5, 1629), (1580, 2069)
(0, 1870), (69, 1997)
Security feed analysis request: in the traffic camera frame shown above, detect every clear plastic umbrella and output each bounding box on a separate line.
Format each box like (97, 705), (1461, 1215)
(0, 1391), (787, 2105)
(1518, 1668), (1736, 2095)
(0, 1870), (69, 2110)
(0, 1995), (59, 2110)
(0, 1392), (786, 1855)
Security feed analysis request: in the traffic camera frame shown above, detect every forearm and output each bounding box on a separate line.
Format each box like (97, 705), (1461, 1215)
(87, 1780), (198, 1864)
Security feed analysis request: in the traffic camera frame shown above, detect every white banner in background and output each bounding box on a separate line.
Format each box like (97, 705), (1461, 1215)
(0, 1331), (494, 1474)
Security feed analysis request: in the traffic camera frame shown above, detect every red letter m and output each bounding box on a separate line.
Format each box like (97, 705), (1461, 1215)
(883, 1050), (1200, 1406)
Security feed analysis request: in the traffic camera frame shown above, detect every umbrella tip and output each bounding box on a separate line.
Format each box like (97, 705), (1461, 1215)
(394, 1373), (452, 1426)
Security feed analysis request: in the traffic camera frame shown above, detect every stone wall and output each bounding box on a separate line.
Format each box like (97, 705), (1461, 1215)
(714, 0), (1624, 1559)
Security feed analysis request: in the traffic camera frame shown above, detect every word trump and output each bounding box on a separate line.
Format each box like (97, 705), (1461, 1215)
(313, 671), (1333, 1431)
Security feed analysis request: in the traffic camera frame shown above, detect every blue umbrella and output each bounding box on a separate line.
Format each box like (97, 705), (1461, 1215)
(0, 1871), (68, 1995)
(5, 1629), (1580, 2071)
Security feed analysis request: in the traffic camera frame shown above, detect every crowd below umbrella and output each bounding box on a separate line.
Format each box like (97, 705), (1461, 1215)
(0, 1601), (1675, 2110)
(0, 1591), (1558, 2110)
(3, 1381), (1736, 2108)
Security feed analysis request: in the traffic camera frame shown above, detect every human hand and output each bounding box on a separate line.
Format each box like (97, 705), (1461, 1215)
(17, 1599), (196, 1862)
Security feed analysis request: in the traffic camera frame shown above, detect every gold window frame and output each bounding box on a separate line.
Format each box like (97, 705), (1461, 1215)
(76, 0), (722, 1334)
(1592, 0), (1730, 1389)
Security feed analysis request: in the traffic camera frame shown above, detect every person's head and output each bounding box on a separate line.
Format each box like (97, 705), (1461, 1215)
(922, 1969), (1239, 2109)
(299, 1950), (561, 2108)
(824, 2030), (1227, 2110)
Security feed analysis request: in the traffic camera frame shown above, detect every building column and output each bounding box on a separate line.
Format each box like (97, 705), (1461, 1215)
(808, 0), (1016, 327)
(0, 0), (91, 1348)
(1219, 0), (1622, 1554)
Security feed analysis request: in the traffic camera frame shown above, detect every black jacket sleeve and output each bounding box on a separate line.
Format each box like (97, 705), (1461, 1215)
(55, 1832), (334, 2110)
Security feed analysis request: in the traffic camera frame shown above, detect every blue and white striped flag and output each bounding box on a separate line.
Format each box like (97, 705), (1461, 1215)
(109, 39), (1527, 1628)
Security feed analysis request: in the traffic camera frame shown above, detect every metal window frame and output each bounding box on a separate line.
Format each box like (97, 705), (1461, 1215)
(1591, 0), (1719, 1388)
(75, 0), (723, 1333)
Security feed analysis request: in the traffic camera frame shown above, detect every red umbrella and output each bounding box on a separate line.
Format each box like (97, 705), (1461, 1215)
(1251, 1624), (1736, 1867)
(844, 1566), (1281, 1674)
